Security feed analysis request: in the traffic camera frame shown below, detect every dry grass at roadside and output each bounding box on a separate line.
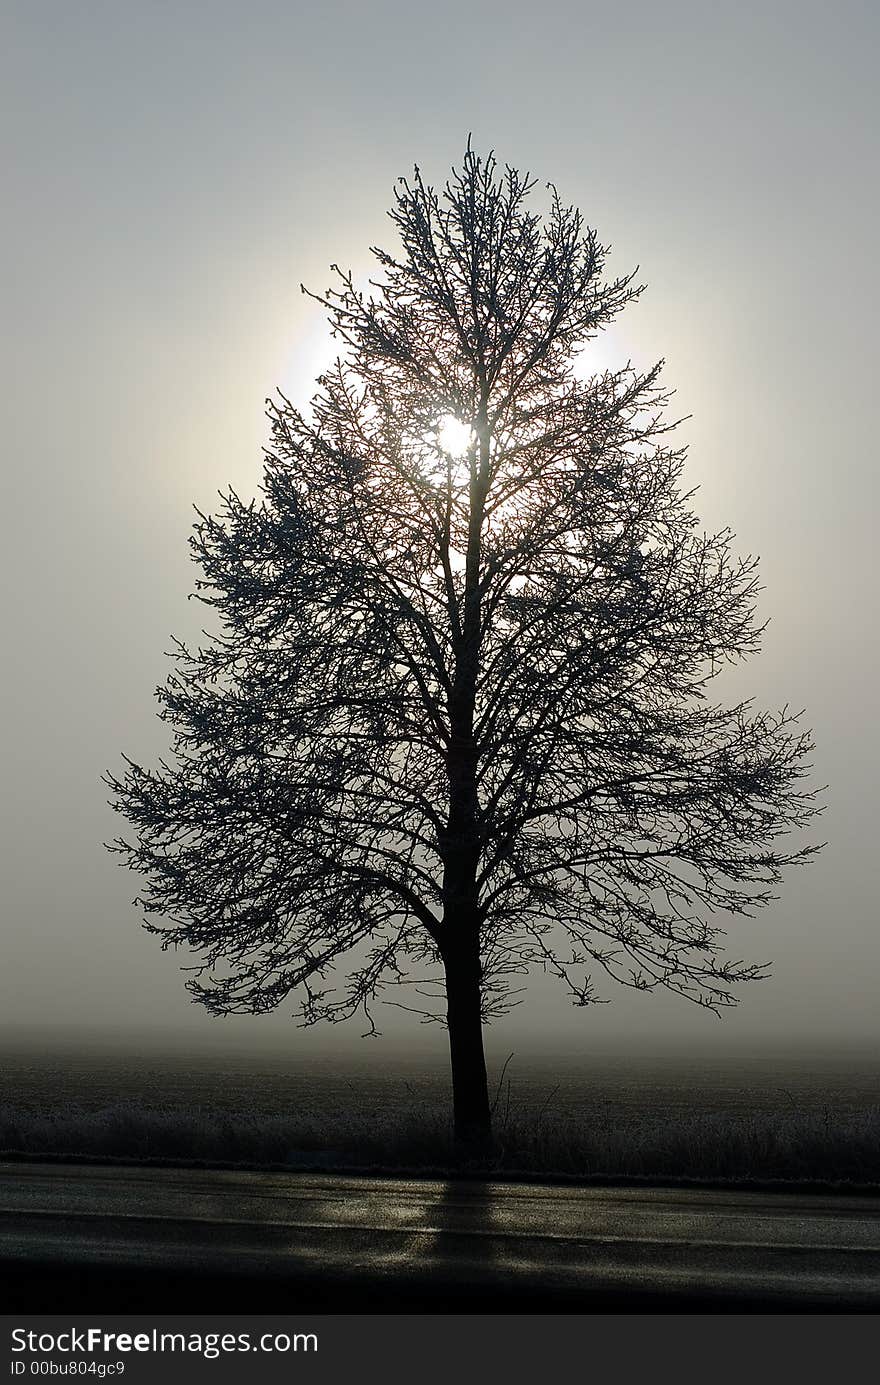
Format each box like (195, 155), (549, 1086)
(2, 1100), (878, 1184)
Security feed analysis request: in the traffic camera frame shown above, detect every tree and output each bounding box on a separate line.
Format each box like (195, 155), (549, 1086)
(107, 145), (821, 1152)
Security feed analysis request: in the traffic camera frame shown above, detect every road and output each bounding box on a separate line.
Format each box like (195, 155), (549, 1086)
(1, 1160), (879, 1311)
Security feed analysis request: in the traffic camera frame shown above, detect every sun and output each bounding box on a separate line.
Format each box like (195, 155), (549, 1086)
(437, 414), (474, 458)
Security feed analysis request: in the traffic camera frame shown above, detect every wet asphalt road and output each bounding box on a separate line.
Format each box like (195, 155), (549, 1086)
(1, 1160), (878, 1312)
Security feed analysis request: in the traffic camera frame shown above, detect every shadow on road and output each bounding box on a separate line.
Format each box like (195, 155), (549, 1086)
(425, 1178), (502, 1269)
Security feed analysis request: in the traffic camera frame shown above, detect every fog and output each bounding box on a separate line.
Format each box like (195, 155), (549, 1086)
(2, 1), (878, 1064)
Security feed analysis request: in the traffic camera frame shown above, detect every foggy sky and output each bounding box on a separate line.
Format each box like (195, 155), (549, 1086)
(2, 0), (878, 1062)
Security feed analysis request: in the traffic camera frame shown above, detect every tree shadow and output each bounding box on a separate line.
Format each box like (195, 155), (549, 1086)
(386, 1176), (505, 1309)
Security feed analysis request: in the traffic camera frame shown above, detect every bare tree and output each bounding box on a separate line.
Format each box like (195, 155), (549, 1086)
(106, 145), (821, 1151)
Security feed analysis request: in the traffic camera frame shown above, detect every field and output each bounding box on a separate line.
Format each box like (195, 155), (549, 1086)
(2, 1045), (877, 1185)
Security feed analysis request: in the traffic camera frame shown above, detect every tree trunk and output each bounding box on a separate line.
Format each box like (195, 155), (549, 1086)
(441, 399), (492, 1158)
(444, 942), (491, 1155)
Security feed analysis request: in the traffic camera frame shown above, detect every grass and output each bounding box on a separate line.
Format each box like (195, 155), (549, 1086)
(2, 1099), (878, 1186)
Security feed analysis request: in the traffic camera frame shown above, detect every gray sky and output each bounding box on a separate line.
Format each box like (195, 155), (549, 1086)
(2, 0), (877, 1062)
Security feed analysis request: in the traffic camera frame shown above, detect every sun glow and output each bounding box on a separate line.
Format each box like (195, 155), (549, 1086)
(437, 414), (474, 458)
